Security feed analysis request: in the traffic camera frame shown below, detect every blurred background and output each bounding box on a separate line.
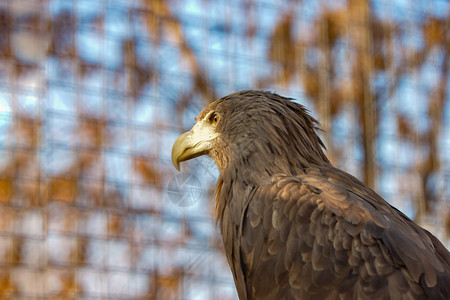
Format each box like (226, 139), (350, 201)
(0, 0), (448, 299)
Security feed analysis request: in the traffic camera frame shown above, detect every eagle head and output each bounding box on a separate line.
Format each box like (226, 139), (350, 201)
(172, 90), (329, 179)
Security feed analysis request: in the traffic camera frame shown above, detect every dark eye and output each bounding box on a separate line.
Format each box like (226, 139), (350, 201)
(210, 113), (219, 125)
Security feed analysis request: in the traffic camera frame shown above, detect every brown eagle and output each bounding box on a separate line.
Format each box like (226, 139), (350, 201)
(171, 90), (450, 300)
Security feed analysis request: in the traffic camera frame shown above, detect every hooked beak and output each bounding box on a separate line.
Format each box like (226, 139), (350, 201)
(171, 120), (218, 171)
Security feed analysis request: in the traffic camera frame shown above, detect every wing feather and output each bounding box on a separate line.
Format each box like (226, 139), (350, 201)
(238, 167), (450, 299)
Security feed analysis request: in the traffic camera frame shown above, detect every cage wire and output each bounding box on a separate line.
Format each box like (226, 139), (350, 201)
(0, 0), (448, 299)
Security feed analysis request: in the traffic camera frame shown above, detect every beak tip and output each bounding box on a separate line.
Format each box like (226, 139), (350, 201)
(171, 145), (180, 171)
(172, 157), (181, 172)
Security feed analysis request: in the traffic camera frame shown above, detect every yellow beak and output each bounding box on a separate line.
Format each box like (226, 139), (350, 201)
(171, 121), (218, 171)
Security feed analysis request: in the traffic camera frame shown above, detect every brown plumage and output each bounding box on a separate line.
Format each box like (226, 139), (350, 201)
(171, 90), (450, 300)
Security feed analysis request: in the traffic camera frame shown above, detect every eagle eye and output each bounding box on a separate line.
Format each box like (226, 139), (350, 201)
(210, 113), (219, 126)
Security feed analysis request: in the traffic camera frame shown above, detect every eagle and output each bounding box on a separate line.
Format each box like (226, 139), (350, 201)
(171, 90), (450, 300)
